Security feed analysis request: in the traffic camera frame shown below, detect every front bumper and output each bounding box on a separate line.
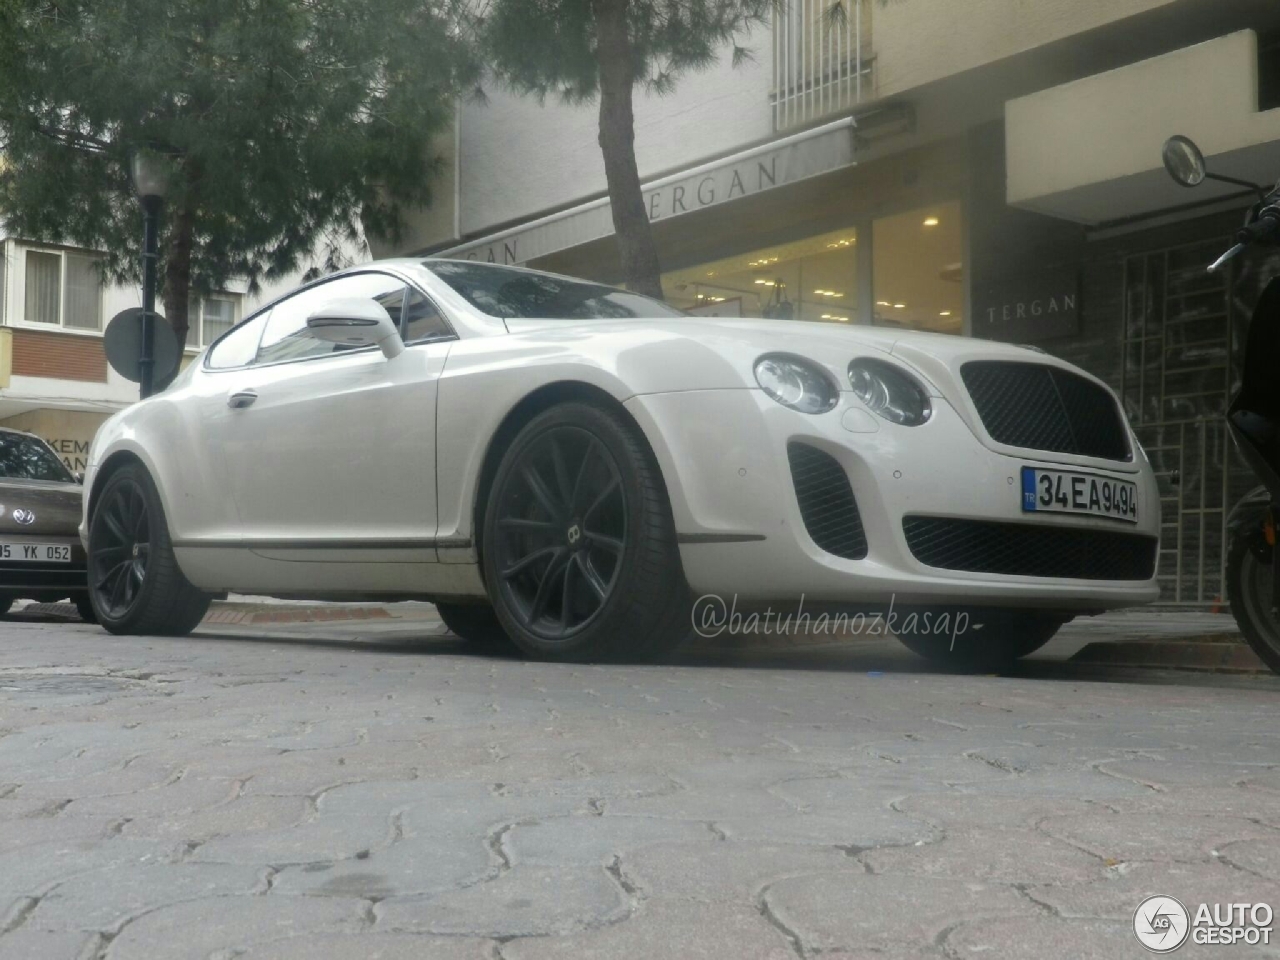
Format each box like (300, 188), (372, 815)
(625, 389), (1161, 612)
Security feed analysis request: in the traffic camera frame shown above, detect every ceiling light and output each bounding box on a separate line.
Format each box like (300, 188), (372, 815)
(876, 301), (889, 307)
(939, 310), (951, 317)
(893, 303), (905, 309)
(923, 217), (939, 227)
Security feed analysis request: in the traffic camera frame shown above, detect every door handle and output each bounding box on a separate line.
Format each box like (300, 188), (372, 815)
(228, 389), (258, 409)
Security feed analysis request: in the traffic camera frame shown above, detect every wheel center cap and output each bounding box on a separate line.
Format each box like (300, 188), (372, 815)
(131, 544), (140, 558)
(566, 523), (581, 546)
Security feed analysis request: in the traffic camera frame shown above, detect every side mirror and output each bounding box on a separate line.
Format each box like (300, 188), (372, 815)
(1162, 135), (1207, 188)
(306, 298), (404, 359)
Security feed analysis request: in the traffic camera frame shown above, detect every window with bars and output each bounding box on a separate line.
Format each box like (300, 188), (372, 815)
(20, 248), (103, 330)
(186, 295), (241, 348)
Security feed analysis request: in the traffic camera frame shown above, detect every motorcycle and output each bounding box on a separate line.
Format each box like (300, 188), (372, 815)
(1162, 135), (1280, 673)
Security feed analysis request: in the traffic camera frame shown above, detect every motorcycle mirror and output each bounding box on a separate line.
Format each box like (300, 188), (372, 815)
(1163, 135), (1207, 187)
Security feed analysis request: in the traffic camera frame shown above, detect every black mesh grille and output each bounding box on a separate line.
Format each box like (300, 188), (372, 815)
(787, 442), (867, 560)
(902, 516), (1157, 581)
(961, 361), (1130, 461)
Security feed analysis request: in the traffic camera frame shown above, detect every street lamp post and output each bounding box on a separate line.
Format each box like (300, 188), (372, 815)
(129, 150), (170, 400)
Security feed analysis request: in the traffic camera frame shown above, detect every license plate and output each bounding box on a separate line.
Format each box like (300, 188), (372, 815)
(1021, 467), (1138, 524)
(0, 542), (72, 563)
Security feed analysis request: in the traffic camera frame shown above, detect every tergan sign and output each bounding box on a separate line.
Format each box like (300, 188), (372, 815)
(974, 268), (1081, 342)
(438, 117), (858, 266)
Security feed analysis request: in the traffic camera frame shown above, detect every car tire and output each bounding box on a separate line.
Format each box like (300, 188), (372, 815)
(894, 608), (1062, 670)
(73, 595), (97, 624)
(434, 601), (513, 651)
(0, 596), (12, 617)
(88, 462), (211, 636)
(481, 401), (689, 662)
(1226, 531), (1280, 674)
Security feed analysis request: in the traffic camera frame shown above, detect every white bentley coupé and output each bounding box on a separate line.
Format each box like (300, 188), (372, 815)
(81, 260), (1160, 665)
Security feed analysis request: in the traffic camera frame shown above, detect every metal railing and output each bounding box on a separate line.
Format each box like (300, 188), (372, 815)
(772, 0), (872, 132)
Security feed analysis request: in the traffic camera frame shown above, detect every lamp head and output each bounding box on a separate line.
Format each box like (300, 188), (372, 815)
(130, 148), (171, 201)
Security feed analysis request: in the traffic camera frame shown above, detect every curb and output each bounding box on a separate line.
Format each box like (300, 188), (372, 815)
(203, 604), (394, 625)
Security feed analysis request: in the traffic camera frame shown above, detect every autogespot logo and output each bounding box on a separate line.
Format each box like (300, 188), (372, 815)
(1134, 895), (1190, 953)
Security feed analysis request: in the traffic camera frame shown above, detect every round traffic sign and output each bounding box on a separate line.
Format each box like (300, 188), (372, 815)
(103, 308), (181, 384)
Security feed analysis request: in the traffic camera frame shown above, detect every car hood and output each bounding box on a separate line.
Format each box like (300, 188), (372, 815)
(0, 479), (83, 536)
(502, 316), (1061, 396)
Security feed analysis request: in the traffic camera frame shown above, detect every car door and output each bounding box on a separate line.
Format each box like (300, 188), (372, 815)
(213, 271), (451, 591)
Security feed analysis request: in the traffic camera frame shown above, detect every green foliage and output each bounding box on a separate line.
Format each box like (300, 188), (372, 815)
(0, 0), (474, 299)
(477, 0), (776, 103)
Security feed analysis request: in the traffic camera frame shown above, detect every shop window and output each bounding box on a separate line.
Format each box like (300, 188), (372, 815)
(187, 294), (241, 348)
(872, 202), (963, 334)
(661, 226), (859, 324)
(20, 247), (104, 330)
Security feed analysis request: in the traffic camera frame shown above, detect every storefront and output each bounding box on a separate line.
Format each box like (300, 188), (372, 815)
(440, 121), (972, 342)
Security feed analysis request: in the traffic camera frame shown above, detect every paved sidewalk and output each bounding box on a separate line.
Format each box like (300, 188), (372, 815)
(0, 614), (1275, 959)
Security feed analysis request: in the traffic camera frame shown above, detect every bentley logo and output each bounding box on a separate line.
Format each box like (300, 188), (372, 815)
(12, 509), (35, 526)
(566, 524), (581, 545)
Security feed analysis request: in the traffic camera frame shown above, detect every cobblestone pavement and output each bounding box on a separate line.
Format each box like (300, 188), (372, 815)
(0, 616), (1277, 960)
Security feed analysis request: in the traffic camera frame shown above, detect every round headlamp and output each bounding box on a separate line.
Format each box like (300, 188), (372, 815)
(847, 358), (932, 426)
(754, 354), (839, 415)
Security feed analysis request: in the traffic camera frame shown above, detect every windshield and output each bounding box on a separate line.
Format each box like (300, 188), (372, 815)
(0, 433), (74, 483)
(425, 261), (685, 320)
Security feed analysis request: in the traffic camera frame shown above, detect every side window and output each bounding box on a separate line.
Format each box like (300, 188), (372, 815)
(254, 273), (406, 366)
(403, 287), (451, 343)
(206, 310), (270, 370)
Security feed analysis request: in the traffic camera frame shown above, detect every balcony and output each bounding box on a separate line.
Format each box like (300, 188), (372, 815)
(771, 0), (874, 132)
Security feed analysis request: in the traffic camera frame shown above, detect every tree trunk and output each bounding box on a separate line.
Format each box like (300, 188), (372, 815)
(159, 195), (196, 390)
(593, 0), (664, 299)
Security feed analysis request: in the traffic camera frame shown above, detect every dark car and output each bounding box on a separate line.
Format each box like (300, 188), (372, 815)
(0, 428), (92, 621)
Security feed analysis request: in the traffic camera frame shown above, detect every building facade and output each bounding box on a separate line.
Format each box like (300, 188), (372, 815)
(382, 0), (1280, 606)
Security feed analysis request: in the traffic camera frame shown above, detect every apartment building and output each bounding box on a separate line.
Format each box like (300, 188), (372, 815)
(379, 0), (1280, 606)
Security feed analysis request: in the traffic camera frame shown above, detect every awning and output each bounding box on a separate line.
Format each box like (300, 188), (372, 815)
(435, 117), (858, 265)
(1006, 31), (1280, 225)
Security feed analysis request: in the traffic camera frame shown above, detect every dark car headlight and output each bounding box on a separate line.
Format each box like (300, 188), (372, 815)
(848, 358), (932, 426)
(754, 354), (839, 414)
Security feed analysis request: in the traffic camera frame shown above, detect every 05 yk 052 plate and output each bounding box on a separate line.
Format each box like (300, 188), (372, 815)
(0, 542), (72, 563)
(1021, 467), (1138, 524)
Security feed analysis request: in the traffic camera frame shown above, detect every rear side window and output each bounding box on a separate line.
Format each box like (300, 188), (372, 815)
(206, 311), (269, 370)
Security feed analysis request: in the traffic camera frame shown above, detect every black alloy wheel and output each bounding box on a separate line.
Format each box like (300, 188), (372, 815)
(90, 477), (150, 619)
(482, 402), (689, 661)
(88, 462), (211, 636)
(494, 425), (625, 640)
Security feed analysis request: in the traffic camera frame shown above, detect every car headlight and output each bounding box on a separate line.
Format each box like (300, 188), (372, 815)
(847, 358), (932, 426)
(754, 354), (839, 414)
